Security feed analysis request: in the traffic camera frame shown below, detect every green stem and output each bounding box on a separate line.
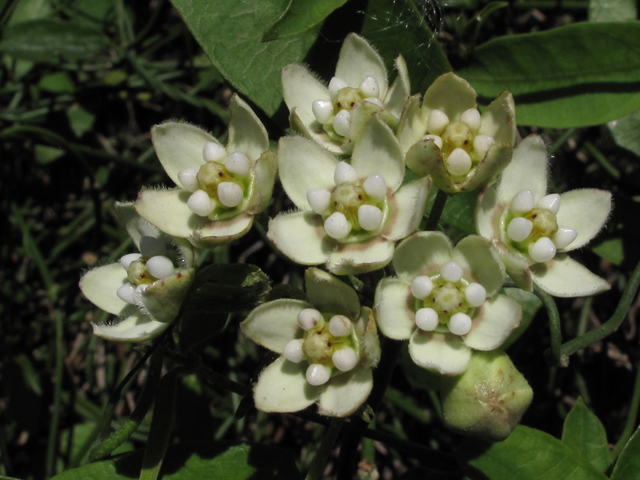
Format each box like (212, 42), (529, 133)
(577, 296), (593, 359)
(584, 141), (620, 180)
(549, 128), (577, 155)
(45, 310), (64, 478)
(612, 363), (640, 461)
(533, 285), (564, 366)
(560, 259), (640, 358)
(425, 189), (448, 231)
(305, 418), (345, 480)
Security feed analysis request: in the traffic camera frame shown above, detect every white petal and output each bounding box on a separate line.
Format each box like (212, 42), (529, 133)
(335, 33), (388, 98)
(146, 255), (174, 279)
(409, 331), (472, 375)
(507, 217), (533, 242)
(556, 189), (612, 251)
(329, 315), (352, 337)
(324, 212), (352, 239)
(304, 268), (361, 319)
(449, 313), (472, 335)
(307, 189), (332, 215)
(217, 182), (244, 207)
(187, 190), (214, 217)
(135, 189), (208, 239)
(440, 261), (463, 283)
(364, 97), (383, 108)
(225, 152), (251, 176)
(334, 161), (358, 185)
(461, 108), (481, 133)
(446, 148), (472, 176)
(359, 75), (380, 98)
(392, 231), (453, 282)
(241, 299), (308, 353)
(328, 76), (348, 98)
(267, 212), (329, 266)
(283, 339), (305, 363)
(312, 99), (334, 124)
(374, 277), (415, 340)
(424, 134), (443, 149)
(428, 109), (449, 136)
(178, 168), (199, 192)
(497, 135), (548, 204)
(363, 175), (387, 200)
(463, 294), (522, 350)
(552, 226), (578, 249)
(139, 236), (167, 258)
(415, 308), (439, 331)
(529, 237), (556, 263)
(537, 193), (561, 214)
(306, 363), (332, 386)
(382, 177), (431, 241)
(317, 366), (373, 417)
(333, 110), (351, 137)
(298, 308), (324, 331)
(327, 236), (394, 275)
(203, 141), (227, 162)
(358, 205), (383, 231)
(473, 135), (495, 160)
(282, 64), (331, 127)
(531, 254), (610, 297)
(116, 283), (136, 305)
(510, 189), (535, 214)
(465, 283), (487, 307)
(120, 253), (142, 270)
(92, 313), (170, 342)
(227, 94), (269, 164)
(254, 356), (320, 413)
(411, 276), (433, 299)
(332, 348), (359, 372)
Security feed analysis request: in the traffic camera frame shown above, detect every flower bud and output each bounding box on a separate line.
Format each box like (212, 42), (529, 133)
(415, 308), (439, 331)
(306, 363), (331, 386)
(537, 193), (561, 214)
(510, 189), (535, 215)
(225, 152), (251, 177)
(440, 261), (463, 283)
(359, 75), (380, 98)
(187, 190), (215, 217)
(328, 77), (348, 98)
(411, 276), (433, 299)
(333, 110), (351, 137)
(460, 108), (481, 133)
(363, 175), (387, 199)
(428, 109), (449, 136)
(312, 100), (334, 124)
(203, 141), (227, 162)
(178, 168), (199, 192)
(333, 347), (359, 372)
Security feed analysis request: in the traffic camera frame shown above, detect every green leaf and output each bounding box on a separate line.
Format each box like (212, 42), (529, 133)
(611, 426), (640, 480)
(589, 0), (637, 22)
(440, 190), (479, 234)
(38, 72), (75, 93)
(561, 397), (611, 472)
(461, 425), (609, 480)
(592, 237), (625, 265)
(501, 288), (542, 349)
(360, 0), (452, 96)
(262, 0), (348, 42)
(456, 23), (640, 128)
(66, 104), (96, 138)
(35, 145), (65, 165)
(169, 0), (318, 116)
(609, 110), (640, 157)
(52, 441), (302, 479)
(0, 19), (106, 63)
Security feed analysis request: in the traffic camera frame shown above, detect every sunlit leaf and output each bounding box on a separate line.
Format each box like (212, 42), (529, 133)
(561, 397), (611, 472)
(611, 426), (640, 480)
(262, 0), (348, 42)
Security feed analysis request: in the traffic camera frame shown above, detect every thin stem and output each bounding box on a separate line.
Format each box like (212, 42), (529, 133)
(549, 128), (577, 155)
(584, 141), (620, 180)
(612, 363), (640, 461)
(305, 418), (345, 480)
(533, 285), (564, 366)
(45, 310), (65, 478)
(577, 296), (593, 359)
(560, 259), (640, 358)
(425, 189), (448, 231)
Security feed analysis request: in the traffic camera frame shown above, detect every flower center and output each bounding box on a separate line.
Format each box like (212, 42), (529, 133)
(504, 189), (578, 264)
(178, 142), (254, 221)
(306, 162), (388, 244)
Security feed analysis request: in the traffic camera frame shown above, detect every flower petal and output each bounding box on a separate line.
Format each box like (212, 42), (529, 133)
(282, 64), (331, 129)
(335, 33), (388, 98)
(357, 307), (381, 367)
(79, 263), (131, 315)
(227, 94), (269, 163)
(318, 366), (373, 417)
(327, 236), (394, 275)
(135, 188), (208, 239)
(290, 108), (346, 155)
(397, 95), (428, 153)
(304, 268), (360, 319)
(92, 313), (170, 342)
(384, 55), (411, 118)
(241, 299), (310, 353)
(151, 122), (216, 187)
(497, 135), (548, 204)
(405, 135), (442, 178)
(351, 116), (404, 193)
(531, 254), (610, 297)
(393, 231), (453, 283)
(254, 356), (321, 413)
(463, 294), (522, 351)
(114, 202), (160, 250)
(192, 214), (253, 248)
(556, 189), (612, 251)
(383, 177), (431, 241)
(452, 235), (505, 296)
(374, 278), (415, 340)
(248, 150), (278, 214)
(278, 136), (339, 210)
(409, 331), (472, 375)
(479, 91), (516, 145)
(421, 73), (477, 121)
(501, 249), (533, 291)
(475, 185), (502, 241)
(268, 211), (331, 265)
(137, 268), (195, 323)
(462, 142), (512, 193)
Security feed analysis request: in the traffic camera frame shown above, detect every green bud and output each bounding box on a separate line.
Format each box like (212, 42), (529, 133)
(440, 350), (533, 441)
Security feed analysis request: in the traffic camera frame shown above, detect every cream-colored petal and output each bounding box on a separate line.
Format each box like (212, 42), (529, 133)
(383, 177), (431, 241)
(282, 64), (331, 128)
(278, 136), (339, 210)
(151, 122), (217, 187)
(336, 33), (388, 98)
(304, 268), (360, 319)
(461, 142), (513, 193)
(475, 185), (504, 241)
(374, 278), (415, 340)
(114, 202), (160, 250)
(501, 248), (533, 291)
(254, 356), (321, 413)
(556, 189), (612, 251)
(91, 312), (170, 342)
(290, 109), (347, 155)
(79, 263), (130, 315)
(192, 214), (253, 248)
(135, 188), (208, 239)
(452, 235), (505, 297)
(479, 90), (516, 145)
(248, 151), (278, 214)
(267, 211), (332, 266)
(409, 331), (472, 375)
(531, 254), (610, 297)
(357, 307), (381, 368)
(497, 135), (548, 204)
(405, 135), (442, 178)
(393, 231), (453, 283)
(384, 55), (410, 118)
(227, 94), (269, 164)
(422, 73), (477, 121)
(327, 236), (394, 275)
(241, 299), (310, 354)
(463, 294), (522, 351)
(318, 366), (373, 417)
(397, 95), (428, 153)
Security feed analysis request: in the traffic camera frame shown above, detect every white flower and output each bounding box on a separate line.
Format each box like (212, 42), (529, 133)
(476, 135), (612, 297)
(134, 95), (277, 248)
(268, 115), (431, 275)
(282, 33), (410, 155)
(241, 268), (380, 417)
(79, 203), (194, 341)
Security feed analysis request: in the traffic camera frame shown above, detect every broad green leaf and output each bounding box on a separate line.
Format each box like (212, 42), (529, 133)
(66, 104), (96, 138)
(456, 23), (640, 128)
(589, 0), (637, 22)
(262, 0), (348, 42)
(39, 72), (74, 93)
(169, 0), (318, 116)
(35, 145), (65, 165)
(501, 288), (542, 349)
(592, 237), (624, 265)
(0, 19), (106, 63)
(52, 442), (302, 479)
(609, 110), (640, 157)
(462, 425), (609, 480)
(361, 0), (452, 96)
(561, 397), (611, 472)
(8, 0), (51, 24)
(440, 190), (479, 234)
(611, 426), (640, 480)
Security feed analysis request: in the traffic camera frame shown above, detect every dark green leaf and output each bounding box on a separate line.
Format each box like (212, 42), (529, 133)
(361, 0), (452, 96)
(461, 425), (609, 480)
(561, 397), (611, 472)
(440, 190), (479, 234)
(262, 0), (348, 42)
(501, 288), (542, 349)
(35, 145), (65, 165)
(169, 0), (318, 116)
(611, 426), (640, 480)
(39, 72), (74, 93)
(609, 110), (640, 157)
(592, 237), (625, 265)
(66, 104), (96, 138)
(0, 19), (106, 63)
(589, 0), (637, 22)
(456, 23), (640, 128)
(13, 353), (42, 396)
(52, 441), (302, 479)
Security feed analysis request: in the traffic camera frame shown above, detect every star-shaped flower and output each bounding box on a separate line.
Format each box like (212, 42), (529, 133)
(398, 73), (516, 193)
(135, 95), (277, 248)
(476, 135), (612, 296)
(79, 203), (194, 341)
(268, 115), (431, 275)
(282, 33), (410, 155)
(241, 268), (380, 417)
(375, 231), (521, 375)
